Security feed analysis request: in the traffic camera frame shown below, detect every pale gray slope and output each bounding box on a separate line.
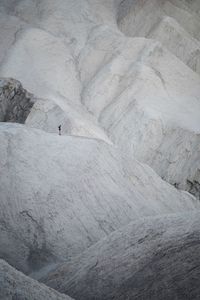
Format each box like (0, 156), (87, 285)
(163, 1), (200, 40)
(0, 27), (82, 104)
(0, 1), (199, 298)
(0, 1), (200, 198)
(173, 0), (200, 16)
(25, 97), (112, 143)
(118, 0), (200, 42)
(43, 212), (200, 300)
(118, 0), (163, 38)
(0, 11), (28, 65)
(79, 26), (200, 198)
(0, 0), (119, 55)
(0, 259), (73, 300)
(148, 16), (200, 74)
(118, 0), (200, 74)
(0, 123), (198, 274)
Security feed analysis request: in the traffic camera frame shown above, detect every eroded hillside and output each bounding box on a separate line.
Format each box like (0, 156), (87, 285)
(0, 1), (200, 299)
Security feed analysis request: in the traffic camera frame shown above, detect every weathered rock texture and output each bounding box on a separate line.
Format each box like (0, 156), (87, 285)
(43, 212), (200, 300)
(0, 259), (73, 300)
(0, 78), (34, 123)
(1, 123), (197, 275)
(0, 0), (200, 299)
(0, 0), (199, 197)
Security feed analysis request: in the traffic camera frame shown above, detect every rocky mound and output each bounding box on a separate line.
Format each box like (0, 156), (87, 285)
(0, 78), (34, 123)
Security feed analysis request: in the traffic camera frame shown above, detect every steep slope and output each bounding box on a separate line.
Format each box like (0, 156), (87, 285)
(118, 0), (164, 38)
(43, 212), (200, 300)
(148, 16), (200, 74)
(0, 1), (200, 299)
(0, 1), (199, 198)
(0, 123), (198, 274)
(118, 0), (200, 42)
(118, 0), (200, 72)
(163, 1), (200, 40)
(173, 0), (200, 15)
(79, 27), (200, 197)
(0, 259), (73, 300)
(0, 0), (119, 55)
(0, 27), (81, 103)
(0, 11), (28, 65)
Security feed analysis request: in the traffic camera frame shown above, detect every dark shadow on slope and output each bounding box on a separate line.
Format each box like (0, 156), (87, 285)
(43, 214), (200, 300)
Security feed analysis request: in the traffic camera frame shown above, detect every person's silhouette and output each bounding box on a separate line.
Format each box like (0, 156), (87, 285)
(58, 125), (61, 136)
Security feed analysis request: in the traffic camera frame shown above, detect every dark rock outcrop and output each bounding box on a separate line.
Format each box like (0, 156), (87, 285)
(0, 78), (35, 123)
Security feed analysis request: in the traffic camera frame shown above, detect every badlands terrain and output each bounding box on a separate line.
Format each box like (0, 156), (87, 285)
(0, 0), (200, 299)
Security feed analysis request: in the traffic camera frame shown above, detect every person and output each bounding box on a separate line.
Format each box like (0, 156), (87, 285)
(58, 125), (61, 136)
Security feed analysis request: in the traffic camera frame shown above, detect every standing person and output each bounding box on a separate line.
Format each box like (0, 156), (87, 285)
(58, 125), (61, 136)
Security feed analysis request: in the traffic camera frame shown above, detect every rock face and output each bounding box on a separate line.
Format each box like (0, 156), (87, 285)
(0, 0), (200, 299)
(0, 259), (73, 300)
(43, 212), (200, 300)
(0, 78), (34, 123)
(1, 123), (197, 275)
(25, 98), (112, 143)
(0, 0), (199, 198)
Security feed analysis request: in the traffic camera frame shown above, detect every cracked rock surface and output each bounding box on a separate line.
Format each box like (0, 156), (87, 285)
(0, 78), (35, 123)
